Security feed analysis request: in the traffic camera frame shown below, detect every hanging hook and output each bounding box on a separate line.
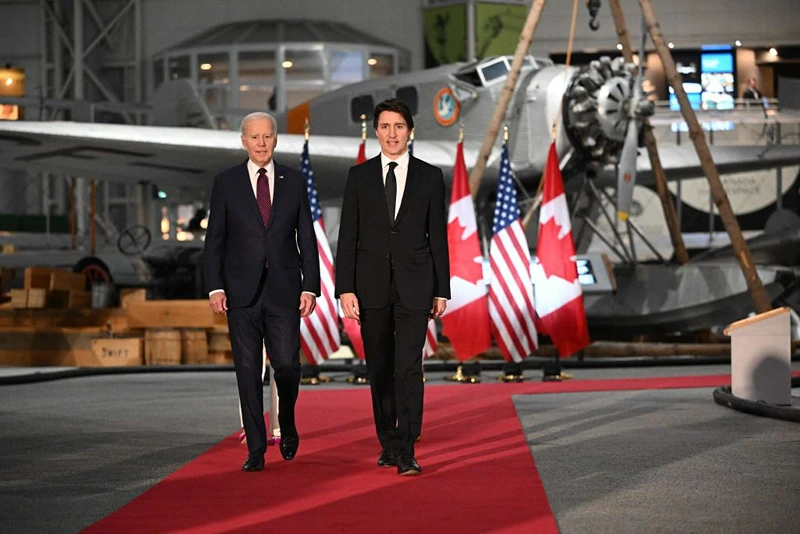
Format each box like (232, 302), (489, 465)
(586, 0), (602, 31)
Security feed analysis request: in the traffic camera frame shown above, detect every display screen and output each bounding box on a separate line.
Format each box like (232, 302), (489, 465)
(701, 52), (734, 73)
(576, 258), (596, 285)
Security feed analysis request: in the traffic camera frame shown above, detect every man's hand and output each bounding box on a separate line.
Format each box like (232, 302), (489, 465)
(299, 293), (317, 318)
(340, 292), (360, 323)
(430, 298), (446, 320)
(209, 292), (228, 314)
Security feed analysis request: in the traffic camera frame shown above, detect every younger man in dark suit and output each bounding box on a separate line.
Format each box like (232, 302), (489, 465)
(335, 99), (450, 476)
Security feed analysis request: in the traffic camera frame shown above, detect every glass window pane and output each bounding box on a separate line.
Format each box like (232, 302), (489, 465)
(284, 49), (323, 82)
(239, 51), (276, 86)
(330, 50), (364, 85)
(168, 56), (190, 80)
(368, 53), (394, 78)
(350, 94), (374, 122)
(286, 87), (322, 109)
(198, 53), (229, 84)
(153, 59), (164, 90)
(240, 86), (276, 111)
(396, 86), (418, 115)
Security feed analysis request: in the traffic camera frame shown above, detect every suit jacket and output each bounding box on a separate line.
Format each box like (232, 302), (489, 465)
(743, 87), (761, 100)
(335, 154), (450, 310)
(203, 159), (320, 309)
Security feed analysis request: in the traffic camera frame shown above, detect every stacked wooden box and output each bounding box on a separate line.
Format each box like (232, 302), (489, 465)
(10, 267), (90, 309)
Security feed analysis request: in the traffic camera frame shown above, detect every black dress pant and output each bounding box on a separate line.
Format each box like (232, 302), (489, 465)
(227, 270), (301, 456)
(360, 275), (429, 456)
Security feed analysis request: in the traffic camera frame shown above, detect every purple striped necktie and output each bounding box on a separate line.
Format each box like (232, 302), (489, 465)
(256, 167), (272, 227)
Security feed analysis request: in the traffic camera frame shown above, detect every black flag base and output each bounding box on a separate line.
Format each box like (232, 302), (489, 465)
(444, 362), (482, 383)
(300, 364), (333, 385)
(497, 362), (525, 383)
(542, 359), (574, 382)
(346, 361), (370, 385)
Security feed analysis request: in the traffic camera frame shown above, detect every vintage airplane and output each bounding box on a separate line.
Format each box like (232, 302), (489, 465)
(2, 54), (800, 332)
(2, 54), (799, 212)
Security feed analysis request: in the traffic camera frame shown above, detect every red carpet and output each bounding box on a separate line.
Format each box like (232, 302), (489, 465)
(85, 374), (737, 533)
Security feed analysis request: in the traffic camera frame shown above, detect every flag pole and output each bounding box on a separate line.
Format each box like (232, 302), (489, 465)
(637, 0), (771, 314)
(608, 0), (688, 265)
(468, 0), (548, 200)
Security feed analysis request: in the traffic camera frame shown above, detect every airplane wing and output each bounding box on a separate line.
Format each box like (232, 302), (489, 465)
(589, 143), (800, 188)
(0, 121), (485, 201)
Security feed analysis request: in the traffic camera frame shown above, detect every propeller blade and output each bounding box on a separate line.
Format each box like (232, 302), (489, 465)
(616, 120), (639, 221)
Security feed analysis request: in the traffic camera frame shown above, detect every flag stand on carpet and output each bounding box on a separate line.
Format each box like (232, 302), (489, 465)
(440, 127), (491, 384)
(531, 142), (590, 368)
(298, 120), (340, 384)
(344, 115), (369, 384)
(488, 126), (537, 382)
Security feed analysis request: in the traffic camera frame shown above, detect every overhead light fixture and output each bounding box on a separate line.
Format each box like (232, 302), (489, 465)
(240, 84), (250, 91)
(769, 47), (778, 56)
(4, 78), (12, 86)
(200, 63), (212, 71)
(367, 58), (378, 66)
(616, 43), (623, 51)
(282, 60), (293, 68)
(668, 42), (675, 49)
(734, 40), (742, 47)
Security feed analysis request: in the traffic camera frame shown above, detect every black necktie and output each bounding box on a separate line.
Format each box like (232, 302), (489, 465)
(385, 161), (398, 226)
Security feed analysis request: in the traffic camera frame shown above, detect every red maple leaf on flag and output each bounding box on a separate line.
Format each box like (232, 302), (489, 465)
(532, 143), (589, 358)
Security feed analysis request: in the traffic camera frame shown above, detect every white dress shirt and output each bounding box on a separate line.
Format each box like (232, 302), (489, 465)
(380, 150), (409, 218)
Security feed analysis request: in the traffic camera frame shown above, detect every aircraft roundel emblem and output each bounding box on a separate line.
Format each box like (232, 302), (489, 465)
(433, 87), (460, 127)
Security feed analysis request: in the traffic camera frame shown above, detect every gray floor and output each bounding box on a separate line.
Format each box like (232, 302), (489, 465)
(0, 364), (798, 533)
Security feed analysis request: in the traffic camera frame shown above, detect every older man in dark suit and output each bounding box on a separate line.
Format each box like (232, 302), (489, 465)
(204, 112), (319, 471)
(336, 98), (450, 476)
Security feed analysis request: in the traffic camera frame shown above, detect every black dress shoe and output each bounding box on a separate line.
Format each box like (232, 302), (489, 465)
(280, 434), (299, 461)
(242, 453), (264, 472)
(377, 449), (397, 468)
(397, 454), (421, 476)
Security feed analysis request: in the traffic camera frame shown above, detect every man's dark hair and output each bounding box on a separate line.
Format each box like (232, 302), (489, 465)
(373, 98), (414, 130)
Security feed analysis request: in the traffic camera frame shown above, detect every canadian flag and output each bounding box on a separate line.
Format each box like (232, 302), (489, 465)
(532, 143), (590, 357)
(440, 141), (492, 361)
(340, 139), (368, 359)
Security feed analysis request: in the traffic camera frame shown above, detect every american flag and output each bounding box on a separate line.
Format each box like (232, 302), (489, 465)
(488, 141), (538, 362)
(408, 135), (437, 358)
(299, 139), (340, 364)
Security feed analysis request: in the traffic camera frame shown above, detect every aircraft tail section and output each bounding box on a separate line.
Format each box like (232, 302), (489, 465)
(150, 80), (217, 129)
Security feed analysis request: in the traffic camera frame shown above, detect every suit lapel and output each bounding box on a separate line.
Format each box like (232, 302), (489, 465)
(237, 160), (263, 228)
(267, 161), (287, 232)
(393, 155), (417, 228)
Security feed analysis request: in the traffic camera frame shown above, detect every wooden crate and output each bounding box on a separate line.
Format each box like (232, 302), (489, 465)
(24, 267), (55, 290)
(128, 300), (225, 328)
(89, 337), (143, 366)
(181, 329), (209, 364)
(120, 288), (147, 309)
(10, 289), (28, 308)
(50, 270), (87, 292)
(67, 290), (92, 309)
(27, 289), (69, 309)
(144, 329), (182, 365)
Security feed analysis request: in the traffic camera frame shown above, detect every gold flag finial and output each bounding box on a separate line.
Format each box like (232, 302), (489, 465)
(304, 118), (310, 141)
(360, 114), (367, 141)
(503, 123), (509, 142)
(459, 122), (464, 143)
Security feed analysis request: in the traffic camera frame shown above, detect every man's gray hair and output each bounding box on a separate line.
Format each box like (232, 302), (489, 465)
(240, 112), (277, 135)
